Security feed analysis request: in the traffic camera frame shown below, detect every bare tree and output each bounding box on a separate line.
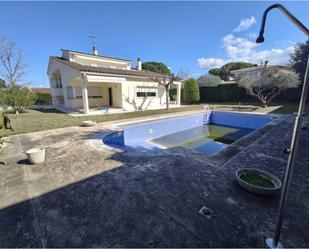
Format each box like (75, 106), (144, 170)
(238, 70), (300, 107)
(151, 69), (188, 110)
(0, 36), (27, 87)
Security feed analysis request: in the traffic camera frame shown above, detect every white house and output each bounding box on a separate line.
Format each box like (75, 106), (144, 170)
(47, 48), (182, 114)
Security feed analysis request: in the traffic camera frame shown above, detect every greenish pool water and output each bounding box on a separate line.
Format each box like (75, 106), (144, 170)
(240, 173), (275, 188)
(151, 125), (254, 154)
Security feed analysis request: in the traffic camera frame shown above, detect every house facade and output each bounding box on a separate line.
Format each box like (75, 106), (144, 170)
(47, 49), (181, 114)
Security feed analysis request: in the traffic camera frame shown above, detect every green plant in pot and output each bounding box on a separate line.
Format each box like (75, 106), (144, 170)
(236, 168), (282, 196)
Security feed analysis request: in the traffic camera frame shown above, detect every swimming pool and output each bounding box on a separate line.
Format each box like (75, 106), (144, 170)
(103, 111), (272, 154)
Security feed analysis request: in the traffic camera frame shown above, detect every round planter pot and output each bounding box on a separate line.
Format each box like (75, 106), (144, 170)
(81, 120), (96, 127)
(236, 168), (282, 196)
(26, 148), (46, 164)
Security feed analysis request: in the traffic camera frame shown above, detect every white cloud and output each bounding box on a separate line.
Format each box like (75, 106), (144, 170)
(197, 57), (226, 69)
(234, 16), (256, 32)
(197, 33), (294, 70)
(221, 34), (258, 59)
(248, 33), (258, 39)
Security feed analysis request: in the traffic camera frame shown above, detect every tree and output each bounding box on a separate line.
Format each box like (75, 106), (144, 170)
(208, 68), (221, 76)
(0, 36), (27, 86)
(208, 62), (257, 81)
(142, 62), (171, 75)
(0, 85), (35, 112)
(290, 40), (309, 83)
(238, 70), (300, 107)
(197, 74), (221, 86)
(0, 78), (5, 88)
(151, 69), (187, 110)
(183, 78), (200, 104)
(220, 62), (257, 81)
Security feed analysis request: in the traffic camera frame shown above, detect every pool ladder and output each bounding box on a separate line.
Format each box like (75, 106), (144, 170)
(203, 105), (211, 136)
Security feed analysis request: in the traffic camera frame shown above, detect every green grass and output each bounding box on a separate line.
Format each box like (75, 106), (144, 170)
(207, 102), (309, 115)
(240, 173), (275, 188)
(1, 101), (307, 136)
(0, 106), (203, 136)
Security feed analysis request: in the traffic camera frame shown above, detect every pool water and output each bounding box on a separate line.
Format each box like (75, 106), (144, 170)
(151, 124), (254, 154)
(103, 111), (271, 155)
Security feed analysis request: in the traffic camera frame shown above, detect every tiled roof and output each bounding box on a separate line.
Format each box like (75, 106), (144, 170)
(51, 57), (170, 79)
(28, 87), (51, 93)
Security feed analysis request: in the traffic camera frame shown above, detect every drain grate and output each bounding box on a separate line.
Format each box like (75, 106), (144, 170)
(199, 206), (215, 219)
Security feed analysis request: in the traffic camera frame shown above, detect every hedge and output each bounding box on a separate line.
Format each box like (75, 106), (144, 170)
(34, 92), (52, 105)
(171, 83), (308, 104)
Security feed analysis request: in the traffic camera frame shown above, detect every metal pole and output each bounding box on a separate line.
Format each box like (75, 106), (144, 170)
(255, 4), (309, 248)
(268, 51), (309, 249)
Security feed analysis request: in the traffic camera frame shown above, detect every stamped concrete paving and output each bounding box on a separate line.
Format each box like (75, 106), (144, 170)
(0, 113), (309, 247)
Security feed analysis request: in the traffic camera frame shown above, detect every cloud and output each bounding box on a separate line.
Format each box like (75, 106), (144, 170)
(248, 33), (258, 39)
(197, 33), (294, 70)
(234, 16), (256, 32)
(222, 34), (258, 59)
(197, 57), (226, 69)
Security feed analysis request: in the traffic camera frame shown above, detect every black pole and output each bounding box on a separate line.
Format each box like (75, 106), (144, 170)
(256, 4), (309, 249)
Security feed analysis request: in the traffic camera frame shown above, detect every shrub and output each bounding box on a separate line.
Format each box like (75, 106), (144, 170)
(197, 74), (221, 86)
(34, 92), (52, 105)
(183, 78), (200, 104)
(0, 85), (35, 112)
(238, 70), (300, 107)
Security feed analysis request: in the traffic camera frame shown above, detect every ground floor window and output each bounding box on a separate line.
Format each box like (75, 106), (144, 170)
(136, 86), (157, 97)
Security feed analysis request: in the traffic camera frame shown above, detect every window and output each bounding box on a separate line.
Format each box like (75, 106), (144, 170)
(136, 86), (157, 98)
(52, 72), (62, 88)
(137, 92), (147, 97)
(67, 87), (74, 99)
(74, 87), (102, 99)
(147, 92), (156, 97)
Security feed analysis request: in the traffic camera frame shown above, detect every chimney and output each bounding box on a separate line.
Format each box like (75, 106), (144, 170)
(93, 46), (98, 56)
(137, 58), (142, 70)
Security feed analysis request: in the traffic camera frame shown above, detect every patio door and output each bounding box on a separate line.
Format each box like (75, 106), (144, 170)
(108, 87), (113, 106)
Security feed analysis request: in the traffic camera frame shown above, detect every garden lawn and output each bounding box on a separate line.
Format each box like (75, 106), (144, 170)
(0, 106), (203, 136)
(1, 102), (307, 136)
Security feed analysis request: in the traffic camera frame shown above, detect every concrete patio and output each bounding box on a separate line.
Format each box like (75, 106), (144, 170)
(0, 112), (308, 247)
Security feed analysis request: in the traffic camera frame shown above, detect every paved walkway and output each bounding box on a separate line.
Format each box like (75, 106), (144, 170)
(0, 114), (308, 247)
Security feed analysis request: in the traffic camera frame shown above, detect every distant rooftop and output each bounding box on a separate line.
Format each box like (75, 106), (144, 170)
(27, 87), (51, 93)
(231, 65), (293, 75)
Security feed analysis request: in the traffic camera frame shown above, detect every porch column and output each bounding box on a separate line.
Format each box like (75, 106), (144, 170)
(176, 83), (181, 105)
(81, 74), (89, 114)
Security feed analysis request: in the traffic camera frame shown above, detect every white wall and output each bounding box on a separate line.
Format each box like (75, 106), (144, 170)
(62, 51), (131, 70)
(121, 80), (164, 111)
(47, 57), (169, 112)
(47, 58), (80, 108)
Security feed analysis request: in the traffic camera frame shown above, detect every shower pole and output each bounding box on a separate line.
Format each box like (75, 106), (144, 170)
(256, 4), (309, 249)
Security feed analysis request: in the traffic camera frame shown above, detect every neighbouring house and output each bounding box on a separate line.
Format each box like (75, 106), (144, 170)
(47, 48), (181, 114)
(28, 87), (51, 93)
(231, 64), (294, 78)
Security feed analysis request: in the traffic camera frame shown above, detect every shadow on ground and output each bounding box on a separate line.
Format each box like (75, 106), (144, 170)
(1, 116), (309, 247)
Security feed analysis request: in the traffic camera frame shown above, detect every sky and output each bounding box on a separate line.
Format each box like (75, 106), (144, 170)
(0, 1), (308, 87)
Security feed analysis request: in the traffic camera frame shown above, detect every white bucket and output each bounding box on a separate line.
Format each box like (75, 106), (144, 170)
(26, 148), (46, 164)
